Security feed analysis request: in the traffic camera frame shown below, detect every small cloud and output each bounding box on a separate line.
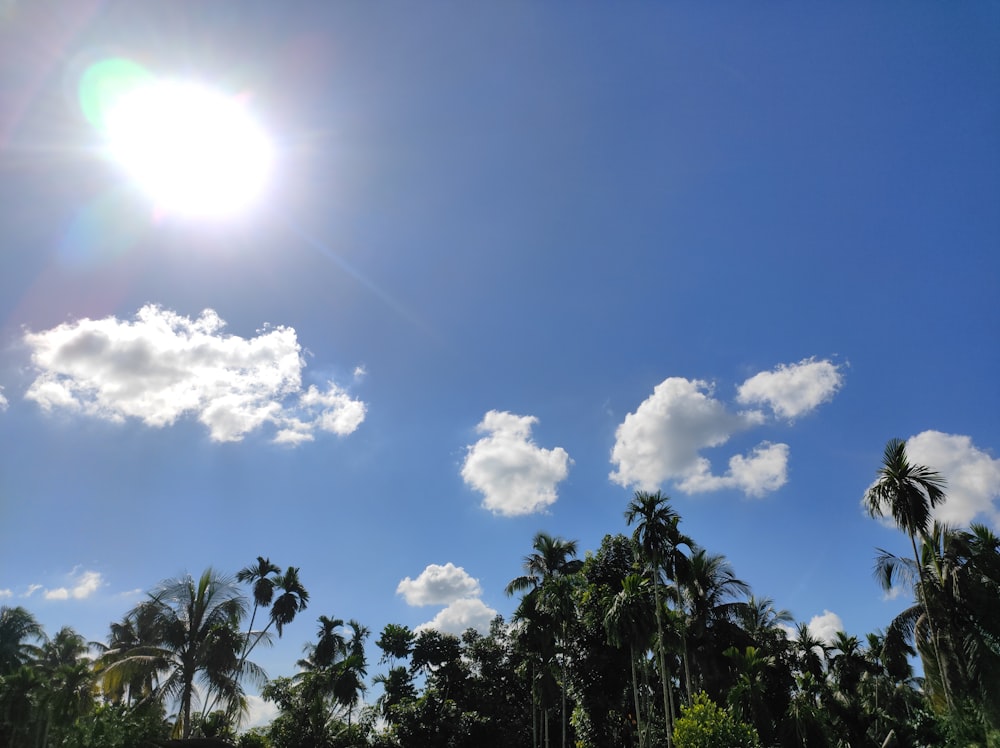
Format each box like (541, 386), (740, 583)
(882, 585), (906, 602)
(415, 598), (498, 636)
(353, 365), (367, 381)
(23, 584), (42, 598)
(42, 570), (104, 601)
(461, 410), (571, 516)
(397, 563), (482, 607)
(807, 610), (844, 646)
(905, 431), (1000, 528)
(736, 358), (843, 420)
(23, 305), (366, 444)
(0, 589), (12, 599)
(0, 385), (8, 411)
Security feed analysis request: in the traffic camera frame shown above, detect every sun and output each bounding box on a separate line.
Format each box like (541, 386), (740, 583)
(83, 60), (274, 219)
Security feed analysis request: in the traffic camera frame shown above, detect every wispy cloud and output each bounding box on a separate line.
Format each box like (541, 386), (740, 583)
(42, 569), (104, 601)
(0, 385), (8, 412)
(610, 359), (842, 497)
(461, 410), (571, 516)
(0, 589), (12, 599)
(397, 563), (482, 606)
(906, 431), (1000, 528)
(22, 305), (366, 444)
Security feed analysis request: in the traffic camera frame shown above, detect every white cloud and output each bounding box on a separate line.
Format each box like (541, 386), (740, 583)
(43, 570), (104, 601)
(461, 410), (571, 516)
(23, 584), (42, 598)
(678, 442), (789, 498)
(807, 610), (844, 646)
(608, 377), (776, 494)
(244, 694), (279, 730)
(0, 385), (7, 411)
(905, 431), (1000, 528)
(397, 563), (482, 607)
(736, 358), (843, 420)
(415, 598), (498, 636)
(23, 305), (366, 444)
(0, 589), (11, 599)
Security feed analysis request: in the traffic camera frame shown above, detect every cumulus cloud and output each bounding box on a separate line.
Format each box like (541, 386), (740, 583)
(461, 410), (571, 516)
(900, 431), (1000, 528)
(610, 361), (843, 497)
(43, 570), (104, 601)
(22, 305), (365, 444)
(0, 386), (7, 411)
(0, 589), (11, 599)
(397, 563), (482, 606)
(807, 610), (844, 646)
(678, 442), (790, 497)
(415, 598), (498, 636)
(737, 358), (844, 420)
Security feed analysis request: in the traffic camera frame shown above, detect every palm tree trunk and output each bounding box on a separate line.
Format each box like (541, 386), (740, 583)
(630, 645), (644, 748)
(675, 576), (693, 706)
(909, 532), (953, 711)
(652, 575), (674, 748)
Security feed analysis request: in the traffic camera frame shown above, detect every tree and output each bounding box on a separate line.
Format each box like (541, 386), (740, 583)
(506, 532), (582, 748)
(0, 607), (44, 675)
(104, 569), (262, 739)
(604, 573), (656, 748)
(625, 491), (690, 746)
(864, 437), (952, 709)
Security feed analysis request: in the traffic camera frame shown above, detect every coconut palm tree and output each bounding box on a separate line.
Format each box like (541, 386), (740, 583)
(864, 437), (951, 708)
(0, 607), (44, 675)
(104, 569), (262, 739)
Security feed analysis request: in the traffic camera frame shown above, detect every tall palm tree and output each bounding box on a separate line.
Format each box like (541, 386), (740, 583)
(877, 522), (1000, 729)
(604, 573), (656, 748)
(864, 438), (951, 708)
(625, 490), (684, 741)
(105, 569), (261, 739)
(506, 532), (583, 748)
(683, 549), (751, 698)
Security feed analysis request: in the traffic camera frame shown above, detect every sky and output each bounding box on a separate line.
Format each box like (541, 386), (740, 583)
(1, 0), (999, 725)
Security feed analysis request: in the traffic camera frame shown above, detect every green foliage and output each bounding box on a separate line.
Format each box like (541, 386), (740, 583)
(60, 702), (169, 748)
(672, 692), (760, 748)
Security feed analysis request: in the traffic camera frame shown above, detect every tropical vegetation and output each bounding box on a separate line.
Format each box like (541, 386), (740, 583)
(1, 439), (997, 747)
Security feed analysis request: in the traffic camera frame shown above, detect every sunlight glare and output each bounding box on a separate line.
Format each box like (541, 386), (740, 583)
(83, 60), (274, 219)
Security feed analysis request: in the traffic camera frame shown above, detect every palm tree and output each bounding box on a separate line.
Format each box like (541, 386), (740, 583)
(682, 549), (751, 698)
(877, 522), (1000, 730)
(506, 532), (583, 748)
(104, 569), (261, 739)
(0, 607), (45, 674)
(625, 490), (684, 741)
(864, 437), (952, 708)
(604, 573), (656, 748)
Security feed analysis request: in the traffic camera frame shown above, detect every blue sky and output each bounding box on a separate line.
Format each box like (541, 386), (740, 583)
(1, 0), (999, 722)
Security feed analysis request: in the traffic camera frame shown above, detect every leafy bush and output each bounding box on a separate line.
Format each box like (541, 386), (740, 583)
(672, 692), (760, 748)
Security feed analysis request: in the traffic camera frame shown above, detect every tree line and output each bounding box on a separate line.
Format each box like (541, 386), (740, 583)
(1, 439), (997, 747)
